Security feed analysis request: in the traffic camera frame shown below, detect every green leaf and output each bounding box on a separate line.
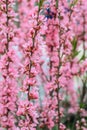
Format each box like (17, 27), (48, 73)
(79, 54), (85, 61)
(35, 0), (44, 9)
(56, 0), (58, 8)
(53, 125), (58, 130)
(21, 115), (26, 120)
(70, 0), (78, 7)
(71, 37), (80, 58)
(71, 37), (77, 51)
(38, 0), (44, 8)
(73, 50), (80, 58)
(80, 103), (85, 108)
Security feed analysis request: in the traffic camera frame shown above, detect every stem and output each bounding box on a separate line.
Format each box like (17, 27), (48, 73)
(50, 46), (53, 81)
(57, 85), (60, 130)
(5, 0), (10, 129)
(57, 43), (61, 130)
(56, 0), (59, 8)
(6, 0), (9, 51)
(56, 0), (61, 129)
(27, 0), (41, 100)
(82, 12), (86, 58)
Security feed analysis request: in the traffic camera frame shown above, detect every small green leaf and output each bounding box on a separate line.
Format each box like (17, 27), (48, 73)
(53, 125), (58, 130)
(73, 50), (80, 58)
(21, 115), (26, 120)
(71, 37), (77, 51)
(70, 0), (78, 7)
(35, 0), (44, 9)
(56, 0), (58, 8)
(80, 103), (85, 108)
(38, 0), (44, 8)
(79, 54), (85, 61)
(71, 37), (80, 58)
